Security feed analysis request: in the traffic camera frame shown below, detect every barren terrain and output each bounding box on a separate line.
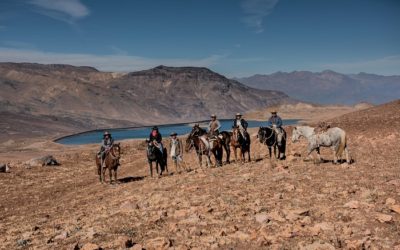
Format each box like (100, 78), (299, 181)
(0, 100), (399, 249)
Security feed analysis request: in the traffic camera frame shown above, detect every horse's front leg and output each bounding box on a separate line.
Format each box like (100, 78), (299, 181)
(198, 153), (203, 168)
(109, 168), (113, 183)
(114, 168), (117, 182)
(247, 147), (251, 162)
(149, 161), (153, 177)
(102, 165), (106, 184)
(268, 146), (272, 159)
(232, 146), (238, 163)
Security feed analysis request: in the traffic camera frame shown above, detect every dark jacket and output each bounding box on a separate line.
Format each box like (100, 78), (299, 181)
(101, 137), (114, 151)
(267, 115), (282, 128)
(233, 118), (248, 130)
(149, 131), (162, 143)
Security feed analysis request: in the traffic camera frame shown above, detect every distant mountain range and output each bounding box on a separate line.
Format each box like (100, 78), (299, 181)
(0, 63), (292, 138)
(236, 70), (400, 105)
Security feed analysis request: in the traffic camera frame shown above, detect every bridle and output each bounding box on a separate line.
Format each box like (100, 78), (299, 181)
(108, 145), (120, 160)
(259, 127), (275, 145)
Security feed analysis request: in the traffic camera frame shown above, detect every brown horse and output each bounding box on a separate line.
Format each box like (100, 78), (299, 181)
(185, 125), (223, 167)
(95, 143), (121, 183)
(230, 127), (251, 163)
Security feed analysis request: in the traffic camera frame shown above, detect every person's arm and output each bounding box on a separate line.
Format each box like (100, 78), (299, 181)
(267, 117), (273, 127)
(215, 120), (221, 131)
(243, 119), (248, 129)
(277, 117), (283, 127)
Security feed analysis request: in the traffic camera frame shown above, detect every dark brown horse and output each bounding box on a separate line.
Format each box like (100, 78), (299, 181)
(146, 140), (168, 177)
(95, 143), (121, 183)
(219, 131), (232, 164)
(185, 125), (223, 167)
(230, 127), (251, 163)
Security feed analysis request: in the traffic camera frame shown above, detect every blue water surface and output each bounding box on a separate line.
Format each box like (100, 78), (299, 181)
(56, 119), (299, 145)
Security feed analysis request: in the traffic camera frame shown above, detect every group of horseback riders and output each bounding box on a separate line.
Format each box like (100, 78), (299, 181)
(98, 110), (285, 167)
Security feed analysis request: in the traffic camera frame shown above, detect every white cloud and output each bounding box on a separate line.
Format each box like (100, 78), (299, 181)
(29, 0), (89, 23)
(241, 0), (279, 33)
(320, 55), (400, 75)
(0, 47), (225, 72)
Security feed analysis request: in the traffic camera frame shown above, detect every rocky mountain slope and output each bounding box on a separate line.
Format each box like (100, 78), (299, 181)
(236, 70), (400, 105)
(0, 63), (292, 140)
(0, 100), (399, 249)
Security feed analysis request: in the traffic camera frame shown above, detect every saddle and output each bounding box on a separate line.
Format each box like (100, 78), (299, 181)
(315, 122), (331, 134)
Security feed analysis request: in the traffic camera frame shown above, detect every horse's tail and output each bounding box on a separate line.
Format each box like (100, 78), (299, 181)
(336, 130), (346, 158)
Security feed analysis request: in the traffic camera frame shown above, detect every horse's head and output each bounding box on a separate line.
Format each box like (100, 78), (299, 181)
(257, 127), (266, 143)
(291, 126), (301, 143)
(111, 143), (121, 158)
(185, 135), (194, 153)
(232, 126), (239, 140)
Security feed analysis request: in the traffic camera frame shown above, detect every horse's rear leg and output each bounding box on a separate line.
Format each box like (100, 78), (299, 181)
(114, 169), (117, 182)
(109, 168), (113, 183)
(225, 144), (230, 164)
(345, 146), (351, 164)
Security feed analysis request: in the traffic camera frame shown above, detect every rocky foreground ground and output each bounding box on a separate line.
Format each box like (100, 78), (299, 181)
(0, 100), (399, 249)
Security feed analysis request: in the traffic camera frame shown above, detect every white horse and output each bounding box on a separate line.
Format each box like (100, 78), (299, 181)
(291, 126), (350, 164)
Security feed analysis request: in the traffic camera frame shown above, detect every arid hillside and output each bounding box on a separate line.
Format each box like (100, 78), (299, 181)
(237, 70), (400, 105)
(0, 63), (292, 142)
(0, 100), (399, 249)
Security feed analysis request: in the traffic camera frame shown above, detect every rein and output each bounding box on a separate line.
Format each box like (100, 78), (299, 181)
(108, 146), (120, 160)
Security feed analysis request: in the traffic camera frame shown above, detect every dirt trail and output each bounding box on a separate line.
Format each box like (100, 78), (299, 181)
(0, 100), (399, 249)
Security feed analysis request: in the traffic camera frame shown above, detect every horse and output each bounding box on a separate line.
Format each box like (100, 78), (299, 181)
(185, 125), (223, 167)
(146, 140), (168, 177)
(257, 127), (286, 160)
(219, 131), (232, 164)
(95, 143), (121, 183)
(230, 126), (251, 163)
(291, 126), (350, 164)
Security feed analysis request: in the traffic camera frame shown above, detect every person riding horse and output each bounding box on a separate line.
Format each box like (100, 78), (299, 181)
(208, 114), (221, 148)
(149, 126), (164, 155)
(267, 110), (284, 146)
(208, 114), (221, 137)
(99, 131), (114, 167)
(232, 113), (249, 145)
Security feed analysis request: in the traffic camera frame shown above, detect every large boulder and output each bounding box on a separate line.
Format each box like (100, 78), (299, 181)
(0, 163), (10, 173)
(25, 155), (60, 167)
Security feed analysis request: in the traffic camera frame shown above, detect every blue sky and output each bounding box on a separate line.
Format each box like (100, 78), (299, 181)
(0, 0), (399, 76)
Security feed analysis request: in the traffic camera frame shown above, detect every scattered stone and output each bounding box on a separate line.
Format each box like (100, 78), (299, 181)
(54, 231), (69, 240)
(17, 239), (29, 247)
(375, 213), (393, 223)
(145, 237), (172, 249)
(81, 243), (101, 250)
(114, 236), (134, 248)
(299, 241), (335, 250)
(255, 213), (269, 224)
(385, 198), (396, 205)
(343, 200), (360, 209)
(390, 205), (400, 214)
(131, 243), (144, 250)
(266, 211), (286, 222)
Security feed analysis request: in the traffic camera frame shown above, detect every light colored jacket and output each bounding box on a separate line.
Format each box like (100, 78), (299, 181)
(169, 138), (183, 157)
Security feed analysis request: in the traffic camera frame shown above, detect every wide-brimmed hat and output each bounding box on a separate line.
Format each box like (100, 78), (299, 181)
(170, 132), (177, 136)
(103, 131), (111, 136)
(271, 110), (277, 114)
(235, 113), (242, 117)
(210, 114), (216, 118)
(152, 126), (159, 130)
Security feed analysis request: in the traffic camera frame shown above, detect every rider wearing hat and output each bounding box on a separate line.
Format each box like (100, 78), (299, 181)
(267, 110), (284, 146)
(99, 131), (114, 166)
(149, 126), (164, 154)
(169, 132), (183, 171)
(208, 114), (221, 137)
(232, 113), (249, 142)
